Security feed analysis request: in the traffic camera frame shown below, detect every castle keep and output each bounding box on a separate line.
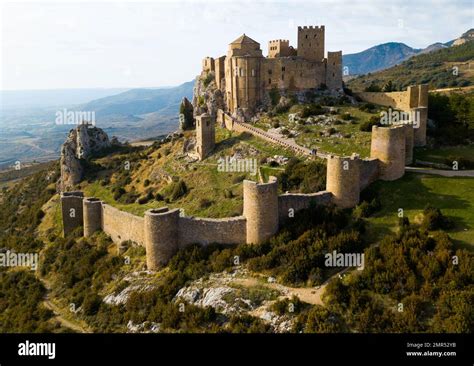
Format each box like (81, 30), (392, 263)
(202, 26), (343, 120)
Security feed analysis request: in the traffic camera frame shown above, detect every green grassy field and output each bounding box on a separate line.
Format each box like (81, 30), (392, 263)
(414, 145), (474, 165)
(365, 172), (474, 249)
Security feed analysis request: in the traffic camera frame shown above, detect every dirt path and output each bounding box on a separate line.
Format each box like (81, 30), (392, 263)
(232, 267), (352, 306)
(40, 278), (92, 333)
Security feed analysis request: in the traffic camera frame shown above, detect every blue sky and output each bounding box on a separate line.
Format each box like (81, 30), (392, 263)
(1, 0), (473, 90)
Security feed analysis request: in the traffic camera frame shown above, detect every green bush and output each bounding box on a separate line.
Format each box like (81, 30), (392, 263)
(359, 115), (380, 132)
(340, 113), (352, 121)
(170, 180), (187, 201)
(421, 205), (454, 231)
(202, 72), (214, 88)
(300, 104), (323, 118)
(271, 295), (305, 316)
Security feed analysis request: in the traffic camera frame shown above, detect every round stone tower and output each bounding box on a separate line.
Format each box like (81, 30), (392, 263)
(370, 125), (406, 181)
(144, 208), (180, 270)
(243, 176), (279, 244)
(83, 197), (103, 237)
(326, 154), (360, 208)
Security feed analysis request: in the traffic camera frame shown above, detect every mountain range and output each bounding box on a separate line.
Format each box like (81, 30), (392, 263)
(342, 29), (473, 75)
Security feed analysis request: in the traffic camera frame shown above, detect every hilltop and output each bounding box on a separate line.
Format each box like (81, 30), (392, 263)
(346, 41), (474, 91)
(342, 28), (473, 76)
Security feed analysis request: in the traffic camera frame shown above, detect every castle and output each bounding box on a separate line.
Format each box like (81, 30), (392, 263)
(60, 84), (429, 271)
(57, 23), (430, 271)
(201, 26), (343, 120)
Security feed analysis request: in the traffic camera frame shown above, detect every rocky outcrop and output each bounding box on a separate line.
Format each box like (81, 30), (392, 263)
(192, 72), (225, 121)
(179, 97), (194, 130)
(60, 123), (112, 191)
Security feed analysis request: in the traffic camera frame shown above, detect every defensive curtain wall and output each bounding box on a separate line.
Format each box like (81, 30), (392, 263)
(354, 84), (428, 146)
(61, 85), (427, 271)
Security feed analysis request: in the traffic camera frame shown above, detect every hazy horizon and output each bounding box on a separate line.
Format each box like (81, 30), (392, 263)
(1, 0), (473, 90)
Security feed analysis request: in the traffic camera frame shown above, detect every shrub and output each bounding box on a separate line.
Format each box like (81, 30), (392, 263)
(223, 189), (234, 199)
(364, 84), (382, 92)
(169, 180), (188, 201)
(340, 113), (352, 121)
(421, 205), (454, 231)
(268, 160), (279, 167)
(359, 103), (376, 112)
(202, 72), (214, 87)
(137, 191), (154, 205)
(198, 198), (213, 209)
(82, 292), (102, 316)
(271, 295), (305, 316)
(359, 115), (380, 132)
(269, 88), (280, 106)
(113, 187), (126, 200)
(143, 179), (150, 187)
(300, 104), (323, 118)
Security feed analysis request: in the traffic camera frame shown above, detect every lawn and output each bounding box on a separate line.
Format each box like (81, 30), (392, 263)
(365, 172), (474, 249)
(414, 145), (474, 165)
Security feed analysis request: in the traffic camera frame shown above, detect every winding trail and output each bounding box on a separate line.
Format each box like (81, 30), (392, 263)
(233, 267), (353, 306)
(40, 278), (92, 333)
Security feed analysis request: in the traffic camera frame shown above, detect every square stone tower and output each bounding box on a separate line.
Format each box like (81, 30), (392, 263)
(196, 113), (215, 160)
(297, 26), (325, 62)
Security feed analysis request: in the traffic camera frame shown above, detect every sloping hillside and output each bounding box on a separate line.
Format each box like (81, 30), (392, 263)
(82, 81), (194, 119)
(346, 42), (474, 91)
(343, 42), (420, 75)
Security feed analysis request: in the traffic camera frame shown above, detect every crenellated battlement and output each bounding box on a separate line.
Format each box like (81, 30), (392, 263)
(298, 25), (325, 30)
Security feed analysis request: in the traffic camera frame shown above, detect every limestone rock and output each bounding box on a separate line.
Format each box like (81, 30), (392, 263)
(192, 72), (225, 121)
(60, 123), (112, 191)
(179, 97), (194, 130)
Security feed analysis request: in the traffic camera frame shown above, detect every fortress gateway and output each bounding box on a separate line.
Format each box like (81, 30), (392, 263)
(202, 26), (343, 119)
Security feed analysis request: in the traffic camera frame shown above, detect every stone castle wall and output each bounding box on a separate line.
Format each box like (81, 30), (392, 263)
(61, 87), (425, 270)
(359, 158), (380, 191)
(102, 204), (145, 246)
(354, 84), (428, 147)
(278, 191), (332, 223)
(179, 216), (247, 249)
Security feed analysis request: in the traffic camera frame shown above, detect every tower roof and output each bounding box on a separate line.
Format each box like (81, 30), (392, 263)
(230, 34), (260, 45)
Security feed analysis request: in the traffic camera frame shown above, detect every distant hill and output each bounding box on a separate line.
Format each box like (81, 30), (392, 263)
(0, 88), (130, 110)
(342, 29), (473, 76)
(0, 81), (195, 167)
(81, 81), (194, 120)
(346, 41), (474, 92)
(343, 42), (420, 75)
